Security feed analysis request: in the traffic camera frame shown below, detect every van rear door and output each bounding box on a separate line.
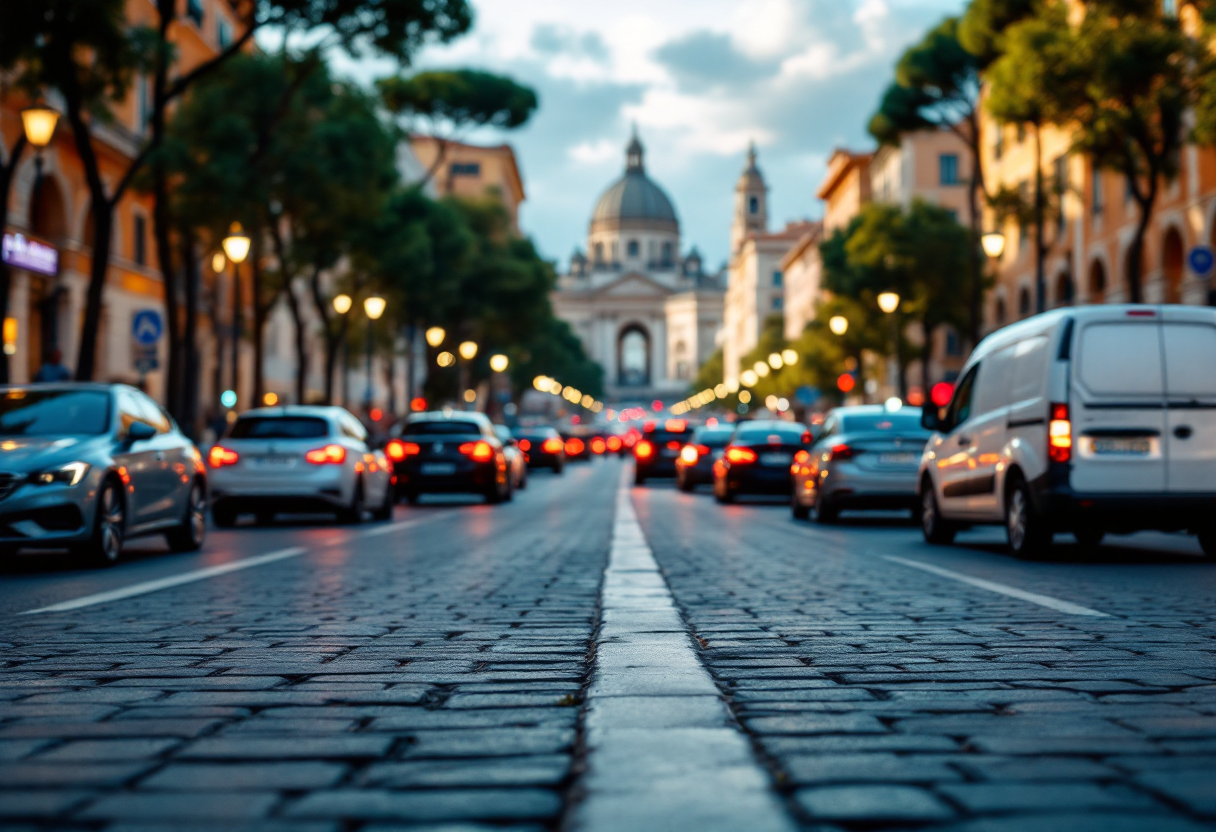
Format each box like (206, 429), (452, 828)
(1070, 311), (1166, 493)
(1161, 307), (1216, 493)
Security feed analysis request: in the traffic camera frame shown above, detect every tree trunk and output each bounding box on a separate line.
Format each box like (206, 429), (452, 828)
(308, 267), (340, 405)
(250, 242), (270, 406)
(0, 134), (28, 384)
(922, 318), (936, 395)
(283, 281), (308, 404)
(1033, 121), (1046, 315)
(964, 113), (985, 348)
(1126, 165), (1159, 305)
(151, 0), (182, 416)
(181, 233), (201, 439)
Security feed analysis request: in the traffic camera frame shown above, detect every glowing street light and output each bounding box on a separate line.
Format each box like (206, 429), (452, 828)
(211, 252), (226, 273)
(753, 361), (770, 378)
(332, 293), (352, 315)
(21, 104), (59, 149)
(363, 296), (386, 320)
(425, 326), (446, 347)
(740, 369), (758, 387)
(981, 230), (1006, 259)
(458, 341), (478, 361)
(877, 291), (901, 314)
(437, 351), (455, 367)
(781, 349), (798, 366)
(768, 352), (783, 369)
(489, 354), (509, 373)
(829, 315), (849, 335)
(221, 223), (250, 264)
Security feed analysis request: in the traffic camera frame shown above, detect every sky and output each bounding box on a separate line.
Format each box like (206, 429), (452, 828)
(328, 0), (966, 272)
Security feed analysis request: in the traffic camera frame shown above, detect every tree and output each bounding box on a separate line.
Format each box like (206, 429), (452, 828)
(957, 0), (1037, 64)
(378, 69), (538, 191)
(0, 100), (28, 383)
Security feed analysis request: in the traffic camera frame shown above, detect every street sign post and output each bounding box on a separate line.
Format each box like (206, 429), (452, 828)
(1188, 245), (1214, 279)
(131, 309), (162, 376)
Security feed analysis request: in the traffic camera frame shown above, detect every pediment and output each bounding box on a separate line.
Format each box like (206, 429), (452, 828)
(594, 272), (672, 299)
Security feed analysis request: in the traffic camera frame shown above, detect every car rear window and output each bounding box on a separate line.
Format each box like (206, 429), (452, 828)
(0, 389), (110, 436)
(513, 426), (558, 439)
(646, 430), (687, 445)
(839, 412), (926, 434)
(693, 427), (734, 446)
(735, 424), (806, 443)
(404, 420), (483, 435)
(1078, 322), (1163, 396)
(229, 416), (329, 439)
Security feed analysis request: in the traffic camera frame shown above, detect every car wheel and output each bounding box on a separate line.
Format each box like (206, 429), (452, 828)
(635, 471), (646, 487)
(503, 475), (515, 503)
(211, 501), (237, 528)
(167, 481), (207, 552)
(920, 483), (956, 545)
(715, 482), (734, 504)
(518, 469), (528, 490)
(371, 482), (394, 521)
(405, 491), (421, 506)
(1005, 475), (1049, 558)
(791, 490), (810, 520)
(813, 494), (838, 524)
(554, 462), (564, 475)
(340, 482), (364, 524)
(77, 478), (125, 565)
(1074, 528), (1104, 549)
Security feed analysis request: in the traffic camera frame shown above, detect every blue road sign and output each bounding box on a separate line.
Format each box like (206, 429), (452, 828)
(795, 386), (821, 406)
(132, 310), (163, 345)
(1188, 246), (1215, 278)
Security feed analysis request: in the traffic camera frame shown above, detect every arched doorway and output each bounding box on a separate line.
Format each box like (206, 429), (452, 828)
(1017, 287), (1032, 318)
(1088, 259), (1107, 303)
(1053, 269), (1074, 308)
(29, 175), (67, 242)
(618, 325), (650, 387)
(1162, 226), (1184, 304)
(994, 296), (1007, 326)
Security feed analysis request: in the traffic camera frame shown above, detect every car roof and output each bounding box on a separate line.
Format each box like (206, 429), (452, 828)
(828, 405), (921, 416)
(735, 419), (799, 429)
(235, 406), (346, 420)
(408, 411), (490, 424)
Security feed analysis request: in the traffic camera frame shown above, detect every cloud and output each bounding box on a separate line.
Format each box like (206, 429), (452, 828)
(653, 30), (779, 93)
(530, 24), (610, 64)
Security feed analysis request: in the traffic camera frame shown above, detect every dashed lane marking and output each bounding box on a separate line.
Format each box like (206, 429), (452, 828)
(883, 555), (1112, 617)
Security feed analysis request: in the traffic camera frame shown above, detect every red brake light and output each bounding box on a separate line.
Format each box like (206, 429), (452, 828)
(565, 438), (585, 456)
(794, 450), (810, 464)
(518, 438), (531, 452)
(829, 444), (854, 461)
(459, 440), (495, 462)
(306, 444), (347, 465)
(635, 440), (654, 459)
(801, 432), (811, 444)
(725, 446), (757, 464)
(606, 436), (622, 452)
(1049, 402), (1072, 463)
(590, 438), (606, 454)
(385, 439), (418, 461)
(666, 440), (681, 450)
(542, 437), (563, 454)
(208, 446), (239, 468)
(1126, 309), (1156, 317)
(696, 444), (710, 455)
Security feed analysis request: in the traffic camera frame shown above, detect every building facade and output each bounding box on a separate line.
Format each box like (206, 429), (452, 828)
(408, 136), (526, 231)
(552, 132), (723, 403)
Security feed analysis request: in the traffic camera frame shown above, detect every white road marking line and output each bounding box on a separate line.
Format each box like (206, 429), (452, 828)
(20, 513), (445, 615)
(883, 555), (1111, 617)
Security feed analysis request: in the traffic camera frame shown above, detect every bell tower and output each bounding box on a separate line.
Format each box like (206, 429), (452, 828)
(731, 141), (767, 254)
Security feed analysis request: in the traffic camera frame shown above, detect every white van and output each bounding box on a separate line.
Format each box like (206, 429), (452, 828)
(918, 304), (1216, 557)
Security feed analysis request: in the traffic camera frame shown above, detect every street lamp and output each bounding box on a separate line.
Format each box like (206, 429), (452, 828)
(221, 223), (250, 264)
(425, 326), (445, 347)
(781, 348), (798, 366)
(829, 315), (849, 336)
(981, 230), (1006, 259)
(458, 341), (478, 360)
(768, 352), (783, 369)
(489, 354), (509, 373)
(877, 291), (900, 314)
(21, 104), (59, 149)
(221, 223), (250, 412)
(363, 296), (386, 411)
(877, 291), (902, 401)
(332, 293), (353, 315)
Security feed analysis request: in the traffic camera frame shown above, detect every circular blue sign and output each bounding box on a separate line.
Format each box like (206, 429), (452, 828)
(132, 310), (163, 345)
(1188, 245), (1215, 277)
(220, 390), (237, 408)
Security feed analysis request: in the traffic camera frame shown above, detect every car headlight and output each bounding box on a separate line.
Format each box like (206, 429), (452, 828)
(30, 461), (91, 486)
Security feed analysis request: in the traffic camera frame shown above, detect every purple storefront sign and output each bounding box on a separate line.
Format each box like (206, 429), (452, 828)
(2, 233), (59, 276)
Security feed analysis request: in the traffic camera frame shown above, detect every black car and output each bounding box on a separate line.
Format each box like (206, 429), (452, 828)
(633, 419), (692, 485)
(388, 412), (511, 504)
(560, 430), (592, 462)
(713, 420), (810, 503)
(512, 425), (565, 473)
(675, 425), (735, 491)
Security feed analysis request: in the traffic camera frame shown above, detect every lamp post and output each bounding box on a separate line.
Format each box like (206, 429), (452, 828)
(877, 291), (903, 402)
(221, 223), (250, 411)
(21, 103), (59, 208)
(332, 294), (352, 406)
(829, 315), (849, 336)
(458, 340), (478, 410)
(981, 231), (1006, 260)
(363, 296), (387, 411)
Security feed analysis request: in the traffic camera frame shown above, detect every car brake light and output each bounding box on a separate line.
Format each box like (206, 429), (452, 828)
(542, 437), (563, 454)
(590, 437), (606, 454)
(666, 440), (681, 450)
(305, 444), (347, 465)
(385, 439), (419, 461)
(680, 445), (699, 464)
(606, 436), (622, 452)
(459, 440), (495, 462)
(208, 445), (239, 468)
(565, 438), (585, 456)
(1126, 309), (1156, 317)
(829, 444), (854, 461)
(725, 446), (757, 464)
(635, 440), (654, 459)
(1049, 402), (1072, 463)
(794, 450), (810, 464)
(518, 439), (531, 452)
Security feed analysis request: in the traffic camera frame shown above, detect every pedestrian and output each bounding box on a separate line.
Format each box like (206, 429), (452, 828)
(33, 348), (72, 382)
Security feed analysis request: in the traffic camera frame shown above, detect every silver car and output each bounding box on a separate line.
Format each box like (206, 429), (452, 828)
(494, 425), (528, 491)
(207, 406), (394, 526)
(0, 383), (208, 564)
(791, 404), (929, 523)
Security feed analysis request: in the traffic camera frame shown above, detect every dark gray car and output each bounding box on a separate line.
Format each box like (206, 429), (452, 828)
(0, 384), (207, 564)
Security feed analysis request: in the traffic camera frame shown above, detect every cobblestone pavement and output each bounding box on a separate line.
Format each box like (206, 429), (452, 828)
(2, 456), (1215, 831)
(633, 482), (1216, 832)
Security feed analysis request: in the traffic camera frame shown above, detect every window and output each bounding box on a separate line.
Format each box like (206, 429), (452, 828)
(771, 296), (783, 311)
(748, 196), (758, 215)
(449, 162), (480, 176)
(135, 75), (150, 132)
(945, 328), (962, 356)
(217, 17), (232, 48)
(133, 214), (146, 266)
(1018, 286), (1032, 317)
(186, 0), (204, 26)
(944, 364), (979, 430)
(772, 270), (783, 287)
(1092, 166), (1104, 216)
(626, 239), (639, 258)
(939, 154), (959, 186)
(661, 241), (673, 263)
(593, 242), (603, 263)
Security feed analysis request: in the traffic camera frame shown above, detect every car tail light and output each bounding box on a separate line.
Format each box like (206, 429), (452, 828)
(542, 437), (563, 454)
(794, 450), (810, 464)
(725, 446), (757, 464)
(665, 419), (686, 432)
(635, 440), (654, 459)
(607, 436), (622, 452)
(828, 444), (854, 461)
(680, 445), (699, 464)
(590, 438), (606, 454)
(459, 440), (495, 462)
(518, 439), (532, 452)
(565, 438), (585, 456)
(306, 444), (347, 465)
(385, 439), (420, 461)
(208, 446), (239, 468)
(801, 432), (812, 444)
(1049, 402), (1072, 463)
(666, 440), (681, 451)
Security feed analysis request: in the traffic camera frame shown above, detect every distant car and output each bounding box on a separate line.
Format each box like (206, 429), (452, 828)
(792, 405), (929, 522)
(0, 383), (207, 563)
(561, 429), (593, 462)
(634, 419), (693, 485)
(713, 420), (809, 503)
(209, 406), (393, 526)
(511, 425), (565, 473)
(494, 424), (528, 491)
(675, 425), (735, 492)
(388, 411), (511, 505)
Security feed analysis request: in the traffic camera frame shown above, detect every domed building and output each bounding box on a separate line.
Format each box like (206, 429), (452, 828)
(553, 130), (724, 402)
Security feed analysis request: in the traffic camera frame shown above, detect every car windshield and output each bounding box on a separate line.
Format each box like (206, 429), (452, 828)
(404, 420), (483, 435)
(229, 416), (329, 439)
(840, 411), (926, 434)
(734, 424), (806, 444)
(513, 426), (557, 439)
(693, 428), (735, 446)
(0, 389), (110, 436)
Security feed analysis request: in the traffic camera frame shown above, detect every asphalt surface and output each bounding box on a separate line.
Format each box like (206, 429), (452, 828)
(1, 456), (1213, 831)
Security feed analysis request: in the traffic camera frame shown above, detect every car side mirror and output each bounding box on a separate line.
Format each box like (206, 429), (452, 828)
(126, 422), (156, 443)
(921, 408), (944, 432)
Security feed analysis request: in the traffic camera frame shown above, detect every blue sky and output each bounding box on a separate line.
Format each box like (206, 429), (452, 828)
(330, 0), (965, 271)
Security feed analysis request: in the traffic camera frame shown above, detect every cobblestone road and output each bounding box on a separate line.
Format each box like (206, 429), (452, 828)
(2, 457), (1214, 831)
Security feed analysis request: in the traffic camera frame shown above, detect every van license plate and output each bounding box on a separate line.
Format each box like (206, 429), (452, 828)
(421, 463), (457, 475)
(1092, 438), (1151, 455)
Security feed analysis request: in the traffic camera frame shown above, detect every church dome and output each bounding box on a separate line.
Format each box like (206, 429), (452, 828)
(590, 132), (679, 232)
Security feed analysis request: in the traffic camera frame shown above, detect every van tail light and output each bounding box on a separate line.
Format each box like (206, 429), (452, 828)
(208, 446), (239, 468)
(541, 437), (563, 454)
(517, 439), (532, 452)
(635, 440), (654, 459)
(305, 444), (347, 465)
(590, 438), (606, 454)
(828, 444), (854, 461)
(459, 440), (495, 462)
(1048, 402), (1072, 463)
(725, 446), (757, 464)
(565, 438), (585, 456)
(385, 439), (420, 461)
(680, 445), (699, 465)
